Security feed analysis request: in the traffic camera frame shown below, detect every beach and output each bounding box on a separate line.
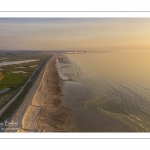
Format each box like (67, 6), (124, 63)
(18, 54), (71, 132)
(57, 54), (133, 132)
(17, 53), (134, 132)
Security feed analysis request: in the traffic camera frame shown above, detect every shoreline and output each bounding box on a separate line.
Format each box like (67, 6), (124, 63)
(58, 53), (134, 132)
(18, 54), (72, 132)
(18, 53), (134, 132)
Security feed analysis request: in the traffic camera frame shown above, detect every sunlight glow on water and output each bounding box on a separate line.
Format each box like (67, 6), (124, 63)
(67, 51), (150, 131)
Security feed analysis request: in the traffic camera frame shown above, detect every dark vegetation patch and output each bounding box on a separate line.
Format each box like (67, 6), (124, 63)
(0, 56), (51, 122)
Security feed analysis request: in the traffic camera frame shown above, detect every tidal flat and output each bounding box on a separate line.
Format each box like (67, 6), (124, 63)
(57, 53), (133, 132)
(65, 51), (150, 132)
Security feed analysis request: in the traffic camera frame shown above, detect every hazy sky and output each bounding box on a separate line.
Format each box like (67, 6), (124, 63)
(1, 18), (150, 51)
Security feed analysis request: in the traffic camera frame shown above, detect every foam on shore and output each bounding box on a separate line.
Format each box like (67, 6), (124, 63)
(56, 54), (76, 81)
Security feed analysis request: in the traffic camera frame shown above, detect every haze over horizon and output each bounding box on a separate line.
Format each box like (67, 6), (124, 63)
(1, 18), (150, 51)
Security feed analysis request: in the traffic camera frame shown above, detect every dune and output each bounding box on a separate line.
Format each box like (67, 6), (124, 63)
(17, 54), (71, 132)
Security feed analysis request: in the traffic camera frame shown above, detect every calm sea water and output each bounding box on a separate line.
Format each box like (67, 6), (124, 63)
(66, 51), (150, 131)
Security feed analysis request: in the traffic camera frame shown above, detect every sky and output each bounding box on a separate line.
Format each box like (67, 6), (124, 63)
(0, 18), (150, 51)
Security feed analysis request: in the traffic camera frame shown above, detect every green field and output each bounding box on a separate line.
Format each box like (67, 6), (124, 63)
(0, 73), (26, 90)
(0, 60), (42, 95)
(0, 62), (39, 96)
(0, 50), (52, 97)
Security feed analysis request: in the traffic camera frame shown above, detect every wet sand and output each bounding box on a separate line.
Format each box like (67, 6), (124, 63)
(18, 53), (134, 132)
(63, 81), (133, 132)
(58, 54), (134, 132)
(18, 54), (71, 132)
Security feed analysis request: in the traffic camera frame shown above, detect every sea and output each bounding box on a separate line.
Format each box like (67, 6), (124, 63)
(66, 51), (150, 132)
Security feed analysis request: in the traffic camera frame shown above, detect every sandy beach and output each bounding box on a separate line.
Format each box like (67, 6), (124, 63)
(18, 53), (133, 132)
(18, 54), (71, 132)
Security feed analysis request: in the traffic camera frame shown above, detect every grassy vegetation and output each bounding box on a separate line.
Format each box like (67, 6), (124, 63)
(0, 72), (4, 81)
(0, 58), (44, 96)
(0, 73), (26, 90)
(0, 57), (50, 121)
(0, 50), (52, 99)
(0, 80), (33, 122)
